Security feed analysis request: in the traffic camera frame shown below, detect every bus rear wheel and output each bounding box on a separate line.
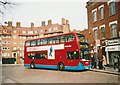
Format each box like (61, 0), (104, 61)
(30, 62), (35, 69)
(58, 63), (64, 71)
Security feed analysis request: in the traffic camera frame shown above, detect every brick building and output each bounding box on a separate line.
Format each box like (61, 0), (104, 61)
(85, 0), (120, 66)
(0, 18), (70, 64)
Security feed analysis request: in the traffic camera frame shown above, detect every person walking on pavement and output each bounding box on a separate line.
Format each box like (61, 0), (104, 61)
(102, 55), (107, 70)
(113, 56), (118, 70)
(118, 54), (120, 72)
(91, 54), (95, 68)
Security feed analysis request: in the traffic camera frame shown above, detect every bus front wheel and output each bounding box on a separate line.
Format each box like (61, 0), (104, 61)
(30, 62), (35, 69)
(58, 63), (64, 71)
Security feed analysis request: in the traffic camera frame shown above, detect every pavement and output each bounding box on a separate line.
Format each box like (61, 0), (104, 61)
(90, 66), (120, 75)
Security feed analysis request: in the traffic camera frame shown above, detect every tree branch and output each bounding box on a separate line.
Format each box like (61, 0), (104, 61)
(0, 0), (15, 14)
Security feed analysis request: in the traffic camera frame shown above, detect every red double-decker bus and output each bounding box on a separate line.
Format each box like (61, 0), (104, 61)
(24, 32), (91, 71)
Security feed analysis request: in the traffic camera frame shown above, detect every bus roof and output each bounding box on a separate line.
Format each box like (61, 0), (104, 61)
(25, 32), (84, 42)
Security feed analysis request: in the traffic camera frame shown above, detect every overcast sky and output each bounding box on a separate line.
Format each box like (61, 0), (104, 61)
(1, 0), (89, 31)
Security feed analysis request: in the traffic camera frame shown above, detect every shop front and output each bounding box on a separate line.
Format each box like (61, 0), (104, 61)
(105, 38), (120, 66)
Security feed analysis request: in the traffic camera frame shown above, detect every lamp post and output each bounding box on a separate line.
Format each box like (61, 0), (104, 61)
(95, 39), (100, 69)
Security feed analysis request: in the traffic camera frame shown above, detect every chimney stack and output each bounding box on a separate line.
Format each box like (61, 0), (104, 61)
(8, 21), (12, 27)
(62, 18), (65, 25)
(66, 20), (69, 25)
(16, 22), (21, 28)
(48, 20), (52, 26)
(41, 21), (45, 26)
(31, 22), (34, 28)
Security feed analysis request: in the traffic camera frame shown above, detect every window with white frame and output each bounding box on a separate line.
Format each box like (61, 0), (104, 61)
(2, 41), (7, 44)
(101, 27), (105, 38)
(8, 53), (10, 57)
(23, 47), (24, 50)
(22, 31), (26, 34)
(28, 36), (30, 39)
(22, 53), (24, 57)
(94, 29), (98, 40)
(23, 36), (26, 39)
(40, 29), (43, 32)
(2, 47), (7, 50)
(13, 35), (17, 39)
(92, 10), (97, 22)
(2, 41), (10, 44)
(13, 30), (17, 33)
(34, 36), (36, 39)
(35, 31), (37, 34)
(2, 53), (7, 56)
(28, 31), (33, 34)
(2, 36), (9, 38)
(48, 28), (52, 32)
(13, 47), (17, 50)
(3, 29), (7, 33)
(8, 47), (10, 50)
(110, 24), (117, 37)
(109, 2), (116, 16)
(19, 47), (22, 50)
(54, 27), (58, 31)
(13, 42), (17, 45)
(7, 41), (10, 44)
(20, 53), (22, 56)
(8, 36), (10, 38)
(100, 7), (104, 20)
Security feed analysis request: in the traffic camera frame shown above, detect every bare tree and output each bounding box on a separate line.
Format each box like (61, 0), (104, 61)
(0, 0), (15, 15)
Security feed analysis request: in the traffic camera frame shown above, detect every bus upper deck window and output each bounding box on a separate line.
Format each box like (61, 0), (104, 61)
(42, 38), (48, 45)
(68, 34), (74, 42)
(60, 36), (66, 43)
(26, 41), (30, 46)
(52, 37), (56, 44)
(48, 38), (53, 44)
(31, 40), (37, 46)
(55, 37), (60, 43)
(37, 40), (41, 45)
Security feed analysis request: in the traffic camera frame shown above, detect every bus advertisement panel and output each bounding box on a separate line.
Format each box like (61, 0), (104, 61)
(24, 32), (91, 71)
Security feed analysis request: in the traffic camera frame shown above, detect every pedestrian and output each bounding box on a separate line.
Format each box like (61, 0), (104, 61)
(113, 56), (118, 70)
(91, 54), (95, 68)
(118, 54), (120, 72)
(102, 55), (107, 70)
